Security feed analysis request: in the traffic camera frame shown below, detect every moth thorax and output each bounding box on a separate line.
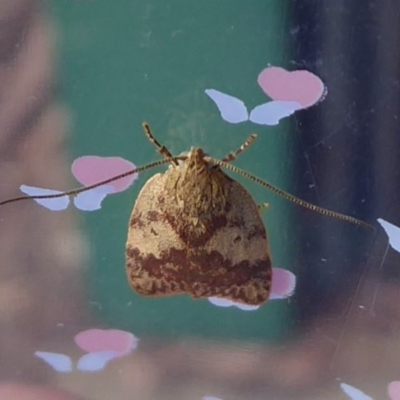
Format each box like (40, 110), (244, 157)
(174, 160), (227, 220)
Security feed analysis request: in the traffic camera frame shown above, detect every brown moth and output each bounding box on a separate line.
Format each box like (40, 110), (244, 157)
(0, 123), (372, 306)
(126, 127), (271, 305)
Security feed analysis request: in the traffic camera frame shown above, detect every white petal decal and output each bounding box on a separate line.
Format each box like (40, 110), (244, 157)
(77, 351), (118, 372)
(34, 351), (72, 373)
(249, 101), (301, 125)
(377, 218), (400, 253)
(207, 297), (232, 308)
(73, 185), (115, 211)
(340, 383), (374, 400)
(234, 302), (260, 311)
(205, 89), (248, 123)
(207, 297), (259, 311)
(20, 185), (70, 211)
(203, 397), (224, 400)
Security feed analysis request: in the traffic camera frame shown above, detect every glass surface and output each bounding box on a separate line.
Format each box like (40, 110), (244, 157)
(0, 1), (397, 400)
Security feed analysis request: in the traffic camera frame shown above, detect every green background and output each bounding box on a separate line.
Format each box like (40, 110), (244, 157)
(50, 0), (295, 341)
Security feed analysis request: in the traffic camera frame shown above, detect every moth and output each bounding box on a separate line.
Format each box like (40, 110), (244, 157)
(0, 123), (372, 305)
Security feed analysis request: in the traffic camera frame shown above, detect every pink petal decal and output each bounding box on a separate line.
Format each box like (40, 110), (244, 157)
(73, 185), (115, 211)
(20, 185), (70, 211)
(34, 351), (72, 373)
(71, 156), (138, 193)
(249, 101), (301, 125)
(74, 329), (138, 356)
(207, 297), (259, 311)
(205, 89), (249, 123)
(388, 381), (400, 400)
(76, 351), (118, 372)
(258, 67), (326, 109)
(270, 268), (296, 300)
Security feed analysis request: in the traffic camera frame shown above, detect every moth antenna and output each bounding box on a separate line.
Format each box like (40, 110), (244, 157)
(219, 134), (258, 163)
(0, 158), (174, 207)
(215, 159), (374, 231)
(142, 122), (179, 166)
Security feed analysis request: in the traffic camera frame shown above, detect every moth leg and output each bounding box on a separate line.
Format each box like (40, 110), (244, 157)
(258, 203), (269, 212)
(220, 134), (257, 163)
(142, 122), (178, 166)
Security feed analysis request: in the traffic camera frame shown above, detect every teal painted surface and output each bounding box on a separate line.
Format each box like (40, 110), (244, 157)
(50, 0), (294, 341)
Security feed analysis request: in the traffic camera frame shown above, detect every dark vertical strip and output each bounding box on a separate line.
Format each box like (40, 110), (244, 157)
(291, 0), (399, 324)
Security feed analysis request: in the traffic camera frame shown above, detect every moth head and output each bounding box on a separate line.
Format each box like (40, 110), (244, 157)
(177, 147), (207, 168)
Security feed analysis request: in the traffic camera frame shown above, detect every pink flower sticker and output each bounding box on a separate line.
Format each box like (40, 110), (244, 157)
(19, 156), (138, 212)
(71, 156), (138, 193)
(35, 328), (138, 374)
(388, 381), (400, 400)
(258, 67), (326, 109)
(74, 329), (138, 356)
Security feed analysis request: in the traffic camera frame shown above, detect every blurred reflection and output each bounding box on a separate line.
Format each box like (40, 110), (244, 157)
(0, 383), (86, 400)
(0, 0), (86, 387)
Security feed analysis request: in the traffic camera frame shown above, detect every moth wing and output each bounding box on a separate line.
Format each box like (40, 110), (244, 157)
(126, 172), (272, 306)
(189, 178), (272, 305)
(126, 173), (187, 296)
